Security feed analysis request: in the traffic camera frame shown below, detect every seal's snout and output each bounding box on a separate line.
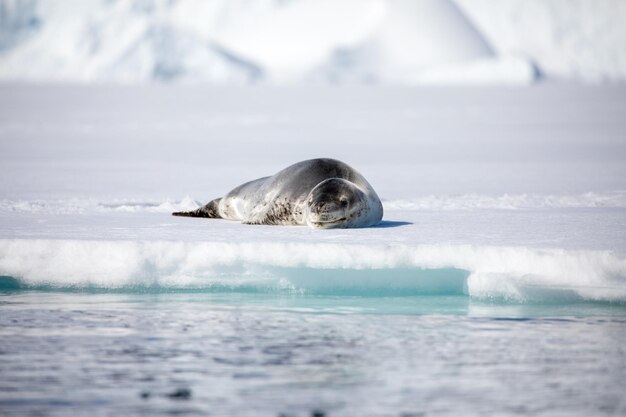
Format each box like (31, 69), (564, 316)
(308, 200), (345, 223)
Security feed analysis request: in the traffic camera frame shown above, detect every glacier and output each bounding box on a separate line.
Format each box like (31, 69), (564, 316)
(1, 0), (625, 84)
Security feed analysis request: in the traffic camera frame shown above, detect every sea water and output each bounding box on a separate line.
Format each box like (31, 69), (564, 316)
(1, 290), (626, 417)
(1, 85), (626, 416)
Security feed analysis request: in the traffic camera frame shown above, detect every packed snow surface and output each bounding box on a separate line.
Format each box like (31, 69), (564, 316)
(0, 84), (625, 303)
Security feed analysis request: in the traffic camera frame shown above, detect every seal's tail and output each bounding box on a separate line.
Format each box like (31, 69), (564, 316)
(172, 198), (221, 218)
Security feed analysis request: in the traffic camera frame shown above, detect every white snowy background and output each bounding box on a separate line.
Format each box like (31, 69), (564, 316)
(1, 0), (626, 85)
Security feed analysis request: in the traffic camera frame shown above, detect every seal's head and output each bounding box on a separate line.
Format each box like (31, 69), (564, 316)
(304, 178), (371, 229)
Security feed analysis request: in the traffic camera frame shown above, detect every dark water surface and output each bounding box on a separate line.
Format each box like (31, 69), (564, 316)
(1, 292), (625, 417)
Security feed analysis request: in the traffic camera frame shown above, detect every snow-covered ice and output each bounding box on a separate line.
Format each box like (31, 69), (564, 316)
(0, 84), (625, 303)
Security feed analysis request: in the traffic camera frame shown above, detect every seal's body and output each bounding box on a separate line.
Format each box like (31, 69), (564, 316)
(173, 158), (383, 229)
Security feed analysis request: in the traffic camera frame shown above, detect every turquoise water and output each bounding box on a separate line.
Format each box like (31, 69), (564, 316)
(1, 288), (626, 417)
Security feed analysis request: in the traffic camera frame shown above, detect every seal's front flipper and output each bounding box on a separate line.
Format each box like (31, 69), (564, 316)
(172, 198), (221, 218)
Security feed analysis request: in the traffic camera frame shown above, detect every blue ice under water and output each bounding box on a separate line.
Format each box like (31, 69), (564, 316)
(2, 268), (626, 417)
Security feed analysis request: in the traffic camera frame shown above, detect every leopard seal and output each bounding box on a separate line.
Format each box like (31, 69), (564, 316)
(172, 158), (383, 229)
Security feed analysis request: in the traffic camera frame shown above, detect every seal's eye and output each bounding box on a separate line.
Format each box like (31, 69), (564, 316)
(339, 196), (348, 206)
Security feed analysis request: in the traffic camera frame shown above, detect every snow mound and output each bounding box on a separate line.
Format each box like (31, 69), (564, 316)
(456, 0), (626, 82)
(0, 0), (540, 84)
(355, 0), (493, 83)
(0, 0), (261, 83)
